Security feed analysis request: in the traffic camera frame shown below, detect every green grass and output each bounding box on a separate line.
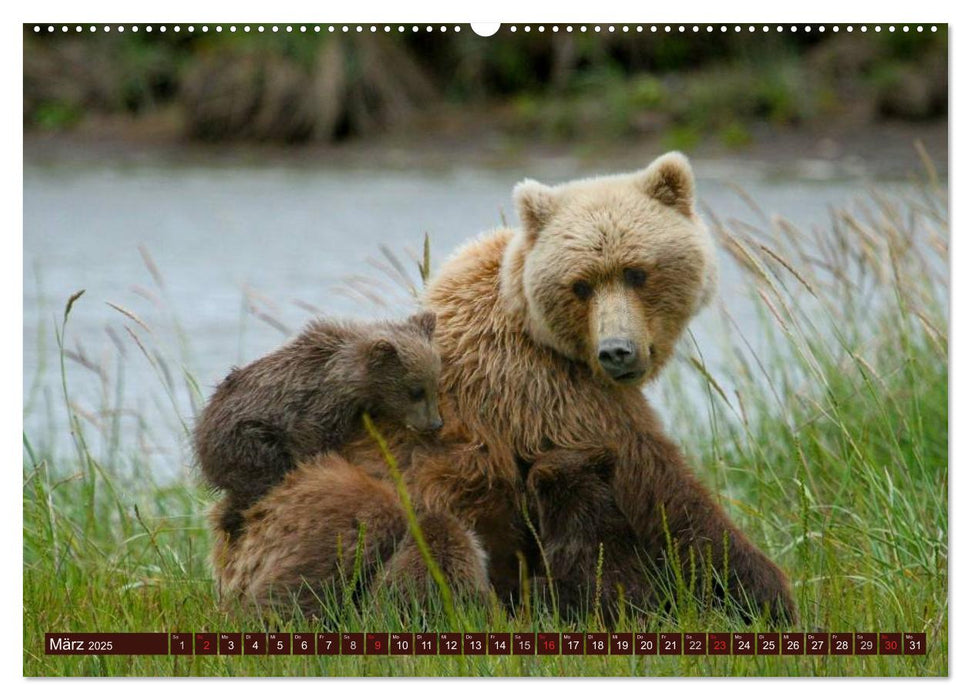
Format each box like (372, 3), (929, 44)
(22, 171), (947, 677)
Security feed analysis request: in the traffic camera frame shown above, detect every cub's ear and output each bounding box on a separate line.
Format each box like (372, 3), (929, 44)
(513, 178), (557, 242)
(408, 311), (437, 339)
(591, 454), (616, 482)
(636, 151), (696, 217)
(367, 338), (398, 367)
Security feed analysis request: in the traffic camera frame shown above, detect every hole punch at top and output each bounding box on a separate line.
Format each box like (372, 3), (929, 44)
(471, 23), (500, 37)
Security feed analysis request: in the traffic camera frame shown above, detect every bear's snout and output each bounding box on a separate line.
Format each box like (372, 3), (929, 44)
(409, 415), (444, 433)
(597, 337), (644, 382)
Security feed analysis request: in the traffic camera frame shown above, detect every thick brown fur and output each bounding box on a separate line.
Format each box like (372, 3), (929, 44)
(376, 510), (491, 600)
(209, 153), (795, 623)
(195, 312), (442, 539)
(210, 454), (489, 615)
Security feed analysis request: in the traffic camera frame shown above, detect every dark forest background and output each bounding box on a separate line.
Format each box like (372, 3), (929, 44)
(24, 25), (947, 151)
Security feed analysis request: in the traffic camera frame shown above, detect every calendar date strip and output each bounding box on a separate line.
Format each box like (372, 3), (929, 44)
(45, 631), (927, 656)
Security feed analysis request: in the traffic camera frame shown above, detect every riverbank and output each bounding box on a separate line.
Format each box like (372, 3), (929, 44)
(25, 112), (947, 184)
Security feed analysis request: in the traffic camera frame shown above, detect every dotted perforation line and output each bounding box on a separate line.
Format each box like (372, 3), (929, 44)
(30, 24), (466, 34)
(505, 24), (937, 34)
(31, 24), (939, 34)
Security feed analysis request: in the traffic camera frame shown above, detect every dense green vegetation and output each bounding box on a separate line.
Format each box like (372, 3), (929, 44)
(24, 25), (947, 146)
(23, 170), (947, 676)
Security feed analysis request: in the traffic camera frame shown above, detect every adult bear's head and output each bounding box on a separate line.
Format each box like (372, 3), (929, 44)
(501, 152), (718, 387)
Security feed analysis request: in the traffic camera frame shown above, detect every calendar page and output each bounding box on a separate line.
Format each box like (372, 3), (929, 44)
(22, 18), (948, 679)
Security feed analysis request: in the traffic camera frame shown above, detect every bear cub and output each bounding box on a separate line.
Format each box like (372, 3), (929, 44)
(526, 447), (654, 621)
(194, 311), (442, 539)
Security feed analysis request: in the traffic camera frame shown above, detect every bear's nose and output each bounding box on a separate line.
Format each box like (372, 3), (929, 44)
(597, 338), (638, 374)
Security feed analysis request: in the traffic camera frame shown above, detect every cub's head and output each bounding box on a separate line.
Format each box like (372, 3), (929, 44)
(526, 449), (616, 537)
(364, 311), (443, 433)
(504, 152), (717, 387)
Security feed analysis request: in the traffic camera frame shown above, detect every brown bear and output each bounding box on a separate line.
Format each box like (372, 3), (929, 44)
(195, 312), (443, 540)
(209, 152), (796, 623)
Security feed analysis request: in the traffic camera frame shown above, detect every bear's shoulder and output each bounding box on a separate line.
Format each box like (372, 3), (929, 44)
(423, 227), (515, 341)
(426, 228), (513, 299)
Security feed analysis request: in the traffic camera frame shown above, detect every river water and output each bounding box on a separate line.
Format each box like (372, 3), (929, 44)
(22, 150), (937, 481)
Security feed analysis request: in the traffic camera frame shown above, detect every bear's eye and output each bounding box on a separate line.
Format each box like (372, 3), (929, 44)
(408, 386), (426, 401)
(624, 267), (648, 288)
(572, 280), (593, 301)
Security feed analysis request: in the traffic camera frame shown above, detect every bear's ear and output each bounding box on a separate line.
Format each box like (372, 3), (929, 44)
(513, 178), (557, 242)
(366, 338), (398, 367)
(408, 311), (437, 339)
(636, 151), (696, 217)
